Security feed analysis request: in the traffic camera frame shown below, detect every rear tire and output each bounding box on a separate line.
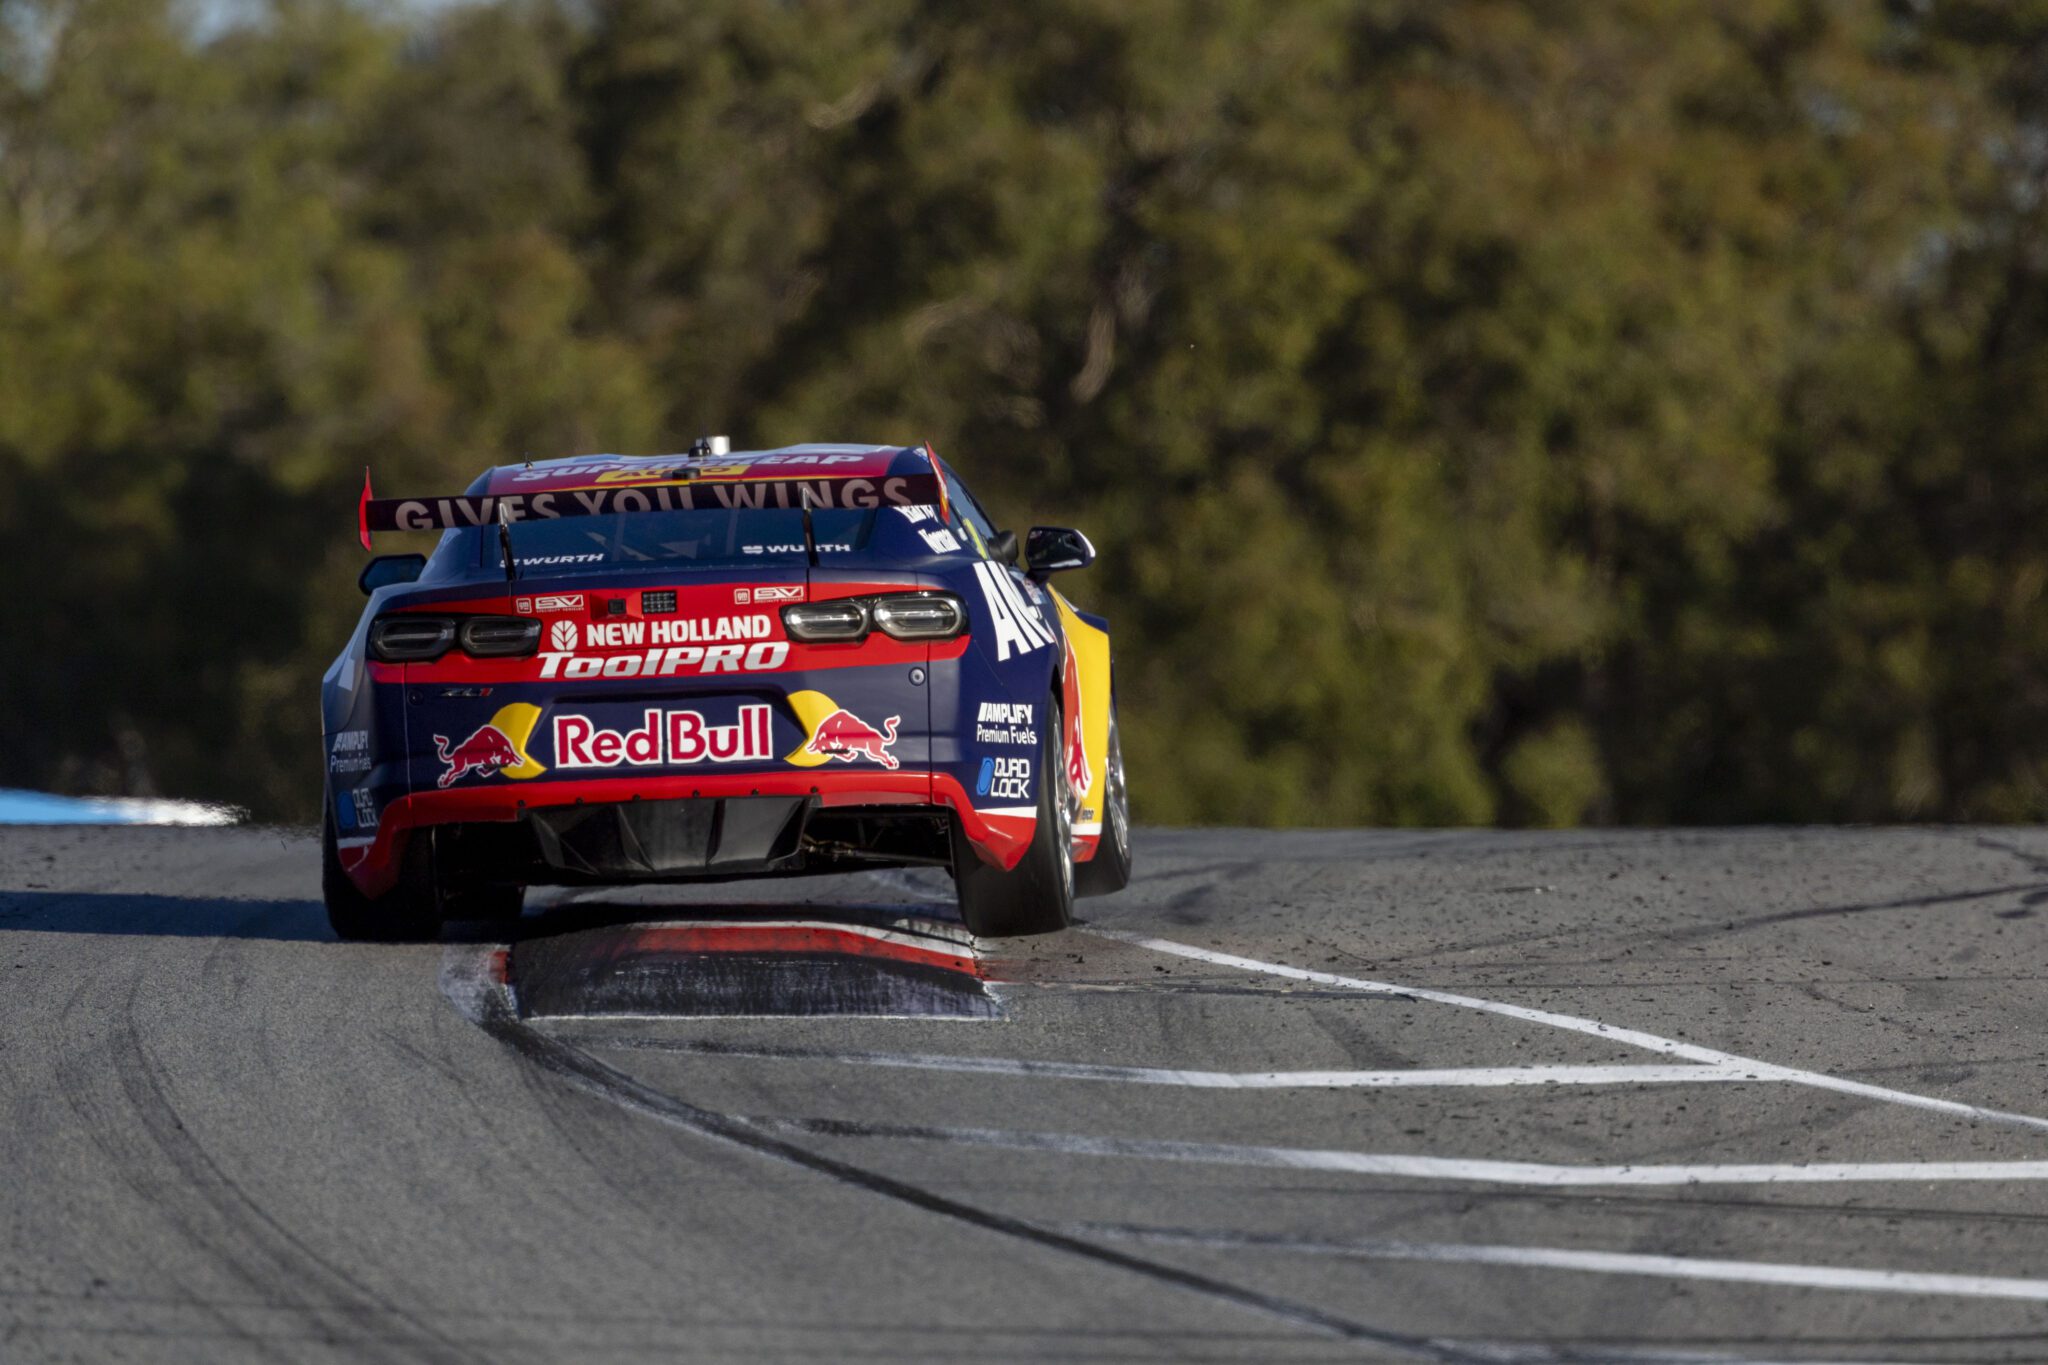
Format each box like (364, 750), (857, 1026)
(953, 695), (1075, 937)
(322, 804), (444, 942)
(1074, 701), (1130, 898)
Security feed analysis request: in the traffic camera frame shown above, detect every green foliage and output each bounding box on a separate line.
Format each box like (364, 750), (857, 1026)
(4, 0), (2048, 825)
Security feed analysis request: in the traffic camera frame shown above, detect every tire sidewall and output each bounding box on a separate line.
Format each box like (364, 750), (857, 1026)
(1046, 701), (1075, 909)
(1074, 700), (1131, 897)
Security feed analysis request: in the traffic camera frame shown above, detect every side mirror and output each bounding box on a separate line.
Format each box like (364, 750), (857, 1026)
(1023, 526), (1095, 581)
(985, 529), (1017, 565)
(359, 553), (427, 596)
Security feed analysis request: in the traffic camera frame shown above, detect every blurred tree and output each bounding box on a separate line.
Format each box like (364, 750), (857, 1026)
(2, 0), (2046, 828)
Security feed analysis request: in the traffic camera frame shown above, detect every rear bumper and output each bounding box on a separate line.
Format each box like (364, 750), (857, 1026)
(334, 769), (1038, 897)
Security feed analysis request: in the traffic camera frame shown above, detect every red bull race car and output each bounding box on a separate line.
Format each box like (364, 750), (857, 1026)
(320, 442), (1130, 940)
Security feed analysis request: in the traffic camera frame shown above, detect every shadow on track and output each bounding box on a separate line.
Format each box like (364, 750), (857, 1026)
(510, 893), (968, 941)
(0, 890), (331, 942)
(0, 883), (967, 949)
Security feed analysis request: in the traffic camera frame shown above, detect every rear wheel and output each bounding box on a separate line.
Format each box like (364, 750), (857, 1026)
(322, 805), (445, 942)
(1074, 701), (1130, 897)
(953, 696), (1075, 937)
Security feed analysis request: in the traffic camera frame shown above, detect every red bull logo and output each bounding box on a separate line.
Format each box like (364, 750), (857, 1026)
(433, 724), (523, 788)
(1066, 712), (1089, 797)
(1062, 646), (1091, 799)
(553, 706), (774, 769)
(803, 709), (900, 769)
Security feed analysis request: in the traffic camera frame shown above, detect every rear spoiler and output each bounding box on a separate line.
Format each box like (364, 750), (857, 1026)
(358, 445), (950, 550)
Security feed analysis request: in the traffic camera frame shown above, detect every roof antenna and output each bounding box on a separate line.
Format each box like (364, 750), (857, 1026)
(497, 499), (519, 582)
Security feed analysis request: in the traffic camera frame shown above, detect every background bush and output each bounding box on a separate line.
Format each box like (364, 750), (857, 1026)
(6, 0), (2048, 826)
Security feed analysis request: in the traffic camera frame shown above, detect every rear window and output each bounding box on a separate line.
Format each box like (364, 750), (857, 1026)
(489, 507), (879, 575)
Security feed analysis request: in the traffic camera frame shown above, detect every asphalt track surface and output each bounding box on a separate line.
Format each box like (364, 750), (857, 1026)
(6, 826), (2048, 1362)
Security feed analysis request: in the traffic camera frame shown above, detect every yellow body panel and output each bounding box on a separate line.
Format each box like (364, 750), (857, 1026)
(490, 703), (548, 780)
(1050, 589), (1112, 836)
(782, 689), (843, 767)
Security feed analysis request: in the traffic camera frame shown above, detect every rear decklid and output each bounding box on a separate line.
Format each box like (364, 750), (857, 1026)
(359, 446), (963, 809)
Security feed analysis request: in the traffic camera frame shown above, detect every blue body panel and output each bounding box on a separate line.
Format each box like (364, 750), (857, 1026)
(321, 454), (1094, 887)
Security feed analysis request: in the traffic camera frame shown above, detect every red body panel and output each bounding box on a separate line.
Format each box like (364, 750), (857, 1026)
(337, 769), (1033, 897)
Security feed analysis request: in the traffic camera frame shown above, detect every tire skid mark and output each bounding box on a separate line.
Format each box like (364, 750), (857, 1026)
(436, 943), (1490, 1364)
(46, 983), (288, 1364)
(113, 989), (488, 1365)
(51, 970), (486, 1365)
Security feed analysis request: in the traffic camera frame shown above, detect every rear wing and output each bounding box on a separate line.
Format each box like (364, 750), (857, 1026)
(358, 444), (950, 550)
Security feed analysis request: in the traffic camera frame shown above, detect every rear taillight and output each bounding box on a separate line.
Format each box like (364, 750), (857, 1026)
(370, 614), (537, 662)
(871, 594), (964, 639)
(781, 600), (869, 642)
(458, 616), (540, 657)
(781, 592), (965, 644)
(369, 615), (456, 662)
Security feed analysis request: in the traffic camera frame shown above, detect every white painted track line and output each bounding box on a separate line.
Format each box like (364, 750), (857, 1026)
(593, 1039), (1758, 1089)
(1089, 929), (2048, 1134)
(766, 1116), (2048, 1186)
(1083, 1223), (2048, 1302)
